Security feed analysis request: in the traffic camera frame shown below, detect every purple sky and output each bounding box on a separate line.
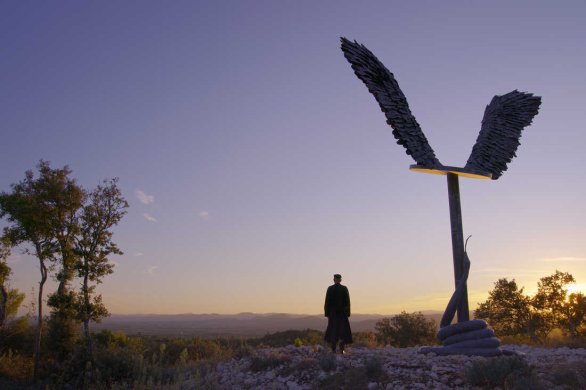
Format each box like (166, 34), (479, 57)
(2, 1), (585, 315)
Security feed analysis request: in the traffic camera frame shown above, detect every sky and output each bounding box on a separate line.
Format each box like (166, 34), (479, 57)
(1, 1), (585, 316)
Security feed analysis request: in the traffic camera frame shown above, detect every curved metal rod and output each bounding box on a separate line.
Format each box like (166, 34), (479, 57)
(440, 236), (472, 328)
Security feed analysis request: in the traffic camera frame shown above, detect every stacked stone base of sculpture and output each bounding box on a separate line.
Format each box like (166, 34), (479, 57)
(419, 319), (508, 357)
(418, 245), (519, 357)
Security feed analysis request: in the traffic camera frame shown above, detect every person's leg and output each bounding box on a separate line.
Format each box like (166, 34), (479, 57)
(339, 341), (345, 354)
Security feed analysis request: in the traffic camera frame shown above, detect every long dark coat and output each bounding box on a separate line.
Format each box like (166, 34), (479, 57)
(324, 283), (353, 344)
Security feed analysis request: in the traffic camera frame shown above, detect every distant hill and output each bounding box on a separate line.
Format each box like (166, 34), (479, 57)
(92, 312), (443, 338)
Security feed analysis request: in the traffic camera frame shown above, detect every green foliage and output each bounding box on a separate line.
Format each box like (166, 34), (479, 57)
(0, 160), (85, 377)
(3, 289), (25, 320)
(562, 292), (586, 338)
(45, 314), (80, 360)
(0, 239), (11, 285)
(0, 161), (128, 378)
(475, 271), (586, 344)
(0, 239), (30, 356)
(75, 178), (128, 333)
(95, 329), (131, 348)
(352, 331), (378, 347)
(0, 349), (34, 382)
(465, 355), (540, 389)
(253, 328), (324, 347)
(374, 311), (437, 347)
(532, 270), (575, 338)
(475, 278), (533, 336)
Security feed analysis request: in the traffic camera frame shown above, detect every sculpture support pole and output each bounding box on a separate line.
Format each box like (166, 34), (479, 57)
(447, 173), (469, 322)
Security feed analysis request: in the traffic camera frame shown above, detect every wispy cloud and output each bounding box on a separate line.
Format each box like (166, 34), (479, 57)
(145, 266), (158, 274)
(134, 252), (144, 257)
(538, 256), (586, 263)
(143, 213), (157, 222)
(198, 211), (210, 220)
(135, 189), (154, 205)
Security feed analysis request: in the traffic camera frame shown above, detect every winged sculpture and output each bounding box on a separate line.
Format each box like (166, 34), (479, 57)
(341, 38), (542, 356)
(340, 37), (541, 179)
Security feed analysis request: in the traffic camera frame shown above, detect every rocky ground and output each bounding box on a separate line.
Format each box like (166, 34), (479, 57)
(183, 344), (586, 389)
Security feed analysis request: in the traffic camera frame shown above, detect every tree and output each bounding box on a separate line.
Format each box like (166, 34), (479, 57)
(475, 278), (534, 337)
(475, 271), (580, 344)
(532, 270), (575, 335)
(1, 161), (128, 379)
(0, 162), (60, 378)
(74, 178), (128, 366)
(31, 161), (86, 359)
(374, 311), (436, 347)
(561, 292), (586, 338)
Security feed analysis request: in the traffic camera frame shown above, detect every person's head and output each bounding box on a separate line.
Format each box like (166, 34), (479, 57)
(333, 274), (342, 284)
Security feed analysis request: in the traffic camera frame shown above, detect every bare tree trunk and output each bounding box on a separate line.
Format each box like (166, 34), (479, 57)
(34, 256), (47, 380)
(83, 272), (94, 359)
(82, 270), (94, 387)
(0, 284), (7, 330)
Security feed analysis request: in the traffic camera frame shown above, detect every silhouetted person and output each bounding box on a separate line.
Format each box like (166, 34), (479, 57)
(324, 273), (352, 353)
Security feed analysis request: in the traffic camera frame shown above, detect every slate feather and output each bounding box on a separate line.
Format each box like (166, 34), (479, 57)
(465, 91), (541, 179)
(340, 37), (441, 168)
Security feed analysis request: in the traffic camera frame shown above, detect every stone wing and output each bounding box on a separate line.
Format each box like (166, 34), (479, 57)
(340, 37), (440, 168)
(465, 91), (541, 179)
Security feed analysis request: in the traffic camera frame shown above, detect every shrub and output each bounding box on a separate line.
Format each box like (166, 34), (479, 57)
(363, 355), (384, 379)
(279, 358), (319, 378)
(317, 351), (337, 372)
(318, 365), (389, 389)
(465, 355), (540, 389)
(0, 349), (33, 382)
(249, 352), (290, 372)
(233, 341), (252, 359)
(375, 311), (436, 347)
(549, 362), (586, 389)
(353, 331), (378, 347)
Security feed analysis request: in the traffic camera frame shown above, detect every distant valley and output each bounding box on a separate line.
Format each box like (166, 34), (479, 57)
(93, 312), (443, 338)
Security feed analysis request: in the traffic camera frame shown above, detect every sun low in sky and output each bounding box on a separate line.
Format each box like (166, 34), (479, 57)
(1, 1), (585, 316)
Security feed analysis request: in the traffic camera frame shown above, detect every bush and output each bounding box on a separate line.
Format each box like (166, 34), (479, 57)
(465, 355), (540, 389)
(363, 355), (384, 379)
(249, 351), (290, 372)
(375, 311), (437, 347)
(318, 365), (389, 389)
(353, 331), (378, 347)
(317, 350), (337, 372)
(0, 349), (33, 382)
